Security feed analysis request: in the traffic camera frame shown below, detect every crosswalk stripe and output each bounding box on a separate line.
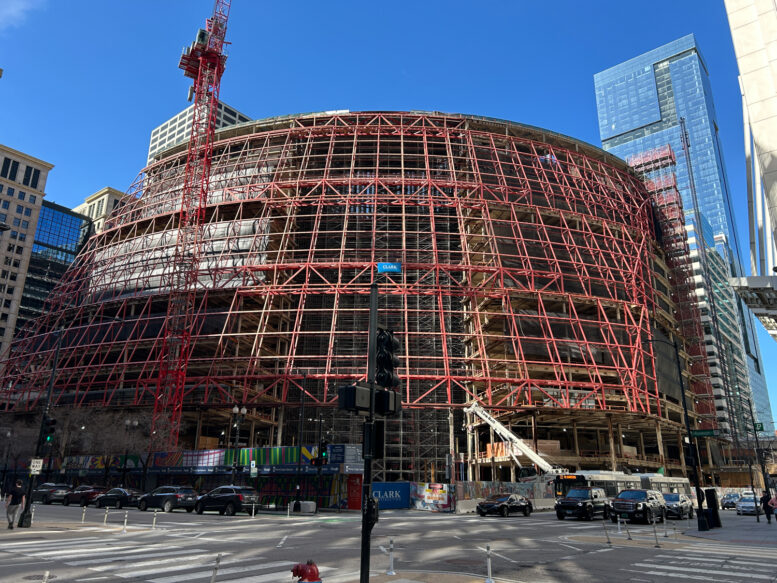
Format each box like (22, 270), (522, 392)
(147, 561), (296, 583)
(27, 545), (137, 557)
(68, 549), (208, 567)
(109, 555), (241, 578)
(89, 552), (219, 571)
(0, 536), (102, 548)
(224, 566), (334, 583)
(632, 563), (773, 580)
(678, 546), (777, 559)
(655, 553), (775, 568)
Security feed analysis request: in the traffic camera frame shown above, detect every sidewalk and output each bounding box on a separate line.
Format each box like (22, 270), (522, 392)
(682, 512), (777, 547)
(332, 572), (512, 583)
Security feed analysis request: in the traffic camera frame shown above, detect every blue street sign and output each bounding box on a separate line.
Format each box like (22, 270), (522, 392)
(377, 262), (402, 274)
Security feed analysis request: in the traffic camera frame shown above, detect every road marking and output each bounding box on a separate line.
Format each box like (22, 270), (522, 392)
(68, 549), (207, 566)
(560, 543), (581, 551)
(632, 563), (773, 580)
(654, 554), (775, 568)
(148, 561), (297, 583)
(276, 535), (288, 548)
(90, 551), (220, 571)
(0, 536), (102, 548)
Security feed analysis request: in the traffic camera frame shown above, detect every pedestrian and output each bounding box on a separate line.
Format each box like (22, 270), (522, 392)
(769, 493), (777, 516)
(5, 479), (25, 529)
(759, 490), (773, 525)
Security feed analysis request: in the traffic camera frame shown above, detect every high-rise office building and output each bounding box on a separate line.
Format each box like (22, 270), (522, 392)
(0, 144), (51, 356)
(73, 187), (129, 234)
(147, 101), (251, 164)
(594, 35), (775, 438)
(15, 201), (91, 334)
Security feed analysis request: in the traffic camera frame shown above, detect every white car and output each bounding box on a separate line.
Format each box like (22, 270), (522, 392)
(736, 496), (758, 515)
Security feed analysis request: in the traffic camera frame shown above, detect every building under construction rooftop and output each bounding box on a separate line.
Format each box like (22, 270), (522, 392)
(1, 111), (725, 483)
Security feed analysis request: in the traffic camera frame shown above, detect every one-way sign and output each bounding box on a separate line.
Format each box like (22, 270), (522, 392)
(29, 458), (43, 475)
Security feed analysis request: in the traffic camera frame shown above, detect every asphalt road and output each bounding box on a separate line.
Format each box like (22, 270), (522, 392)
(0, 504), (775, 582)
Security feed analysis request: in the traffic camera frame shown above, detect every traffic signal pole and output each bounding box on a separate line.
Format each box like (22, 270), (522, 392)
(18, 329), (63, 528)
(360, 281), (378, 583)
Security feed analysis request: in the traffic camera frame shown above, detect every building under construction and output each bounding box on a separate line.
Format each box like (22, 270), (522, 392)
(1, 111), (724, 482)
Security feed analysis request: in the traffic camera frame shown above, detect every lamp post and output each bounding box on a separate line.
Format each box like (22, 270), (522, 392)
(648, 336), (708, 531)
(121, 419), (139, 487)
(230, 405), (247, 484)
(18, 328), (63, 528)
(2, 430), (11, 494)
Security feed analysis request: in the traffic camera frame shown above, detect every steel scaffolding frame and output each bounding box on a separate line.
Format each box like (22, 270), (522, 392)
(629, 146), (716, 429)
(1, 112), (660, 477)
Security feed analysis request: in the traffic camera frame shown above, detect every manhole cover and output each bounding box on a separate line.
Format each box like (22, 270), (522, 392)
(23, 576), (57, 581)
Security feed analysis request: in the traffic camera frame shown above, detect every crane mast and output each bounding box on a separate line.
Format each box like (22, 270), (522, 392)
(153, 0), (231, 447)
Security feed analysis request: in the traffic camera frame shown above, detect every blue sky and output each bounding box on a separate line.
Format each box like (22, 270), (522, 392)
(2, 0), (776, 426)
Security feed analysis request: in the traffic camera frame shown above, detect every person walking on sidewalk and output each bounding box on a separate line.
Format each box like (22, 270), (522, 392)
(5, 479), (24, 529)
(759, 490), (773, 524)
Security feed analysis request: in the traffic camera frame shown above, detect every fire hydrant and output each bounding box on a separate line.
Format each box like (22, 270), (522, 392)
(291, 560), (321, 582)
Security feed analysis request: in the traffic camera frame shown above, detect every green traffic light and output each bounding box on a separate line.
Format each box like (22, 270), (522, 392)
(45, 435), (51, 442)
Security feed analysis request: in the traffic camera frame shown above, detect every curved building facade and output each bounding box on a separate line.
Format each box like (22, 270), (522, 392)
(2, 112), (683, 480)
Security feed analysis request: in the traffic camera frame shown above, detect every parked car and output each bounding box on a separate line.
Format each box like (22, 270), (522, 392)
(736, 496), (758, 516)
(93, 488), (143, 509)
(554, 487), (608, 520)
(63, 485), (108, 506)
(194, 486), (260, 516)
(609, 489), (666, 523)
(138, 486), (198, 512)
(476, 494), (533, 517)
(32, 483), (71, 504)
(721, 493), (741, 509)
(663, 493), (694, 519)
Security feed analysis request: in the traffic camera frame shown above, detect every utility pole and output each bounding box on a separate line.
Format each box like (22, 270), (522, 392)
(360, 282), (378, 583)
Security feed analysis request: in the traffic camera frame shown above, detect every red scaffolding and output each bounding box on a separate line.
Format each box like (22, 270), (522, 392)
(629, 146), (716, 429)
(1, 112), (660, 474)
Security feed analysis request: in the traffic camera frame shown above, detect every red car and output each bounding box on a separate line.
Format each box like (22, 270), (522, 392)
(63, 485), (108, 506)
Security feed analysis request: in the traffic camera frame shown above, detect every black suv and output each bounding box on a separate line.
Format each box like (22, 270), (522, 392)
(610, 489), (666, 523)
(138, 486), (198, 512)
(194, 486), (259, 516)
(555, 487), (609, 520)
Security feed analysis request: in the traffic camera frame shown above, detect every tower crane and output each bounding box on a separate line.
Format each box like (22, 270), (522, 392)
(153, 0), (232, 447)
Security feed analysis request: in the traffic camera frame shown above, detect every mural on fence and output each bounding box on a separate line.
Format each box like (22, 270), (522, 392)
(410, 482), (453, 512)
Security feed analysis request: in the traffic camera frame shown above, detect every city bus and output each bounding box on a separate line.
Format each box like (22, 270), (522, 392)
(553, 471), (641, 498)
(634, 474), (692, 496)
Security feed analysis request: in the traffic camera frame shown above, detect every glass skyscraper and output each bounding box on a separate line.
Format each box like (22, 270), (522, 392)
(15, 201), (91, 334)
(594, 34), (775, 438)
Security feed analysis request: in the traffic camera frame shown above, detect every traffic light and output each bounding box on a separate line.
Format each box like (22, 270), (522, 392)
(310, 457), (321, 467)
(375, 388), (401, 416)
(375, 328), (400, 388)
(319, 440), (328, 463)
(42, 416), (57, 444)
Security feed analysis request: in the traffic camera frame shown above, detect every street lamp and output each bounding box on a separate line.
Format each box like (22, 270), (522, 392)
(2, 430), (11, 494)
(121, 419), (139, 487)
(647, 336), (708, 531)
(230, 405), (247, 484)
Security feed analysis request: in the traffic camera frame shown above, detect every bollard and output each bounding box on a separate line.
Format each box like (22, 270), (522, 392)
(287, 501), (291, 519)
(616, 514), (622, 534)
(209, 553), (222, 583)
(601, 515), (612, 545)
(252, 503), (255, 518)
(651, 515), (661, 548)
(81, 506), (86, 524)
(386, 537), (397, 576)
(664, 513), (669, 538)
(687, 510), (691, 530)
(30, 506), (35, 526)
(41, 571), (50, 583)
(122, 510), (128, 534)
(623, 517), (633, 541)
(484, 544), (495, 583)
(152, 509), (158, 530)
(103, 507), (109, 526)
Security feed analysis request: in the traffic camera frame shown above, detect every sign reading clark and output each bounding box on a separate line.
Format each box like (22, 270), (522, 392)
(371, 482), (410, 509)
